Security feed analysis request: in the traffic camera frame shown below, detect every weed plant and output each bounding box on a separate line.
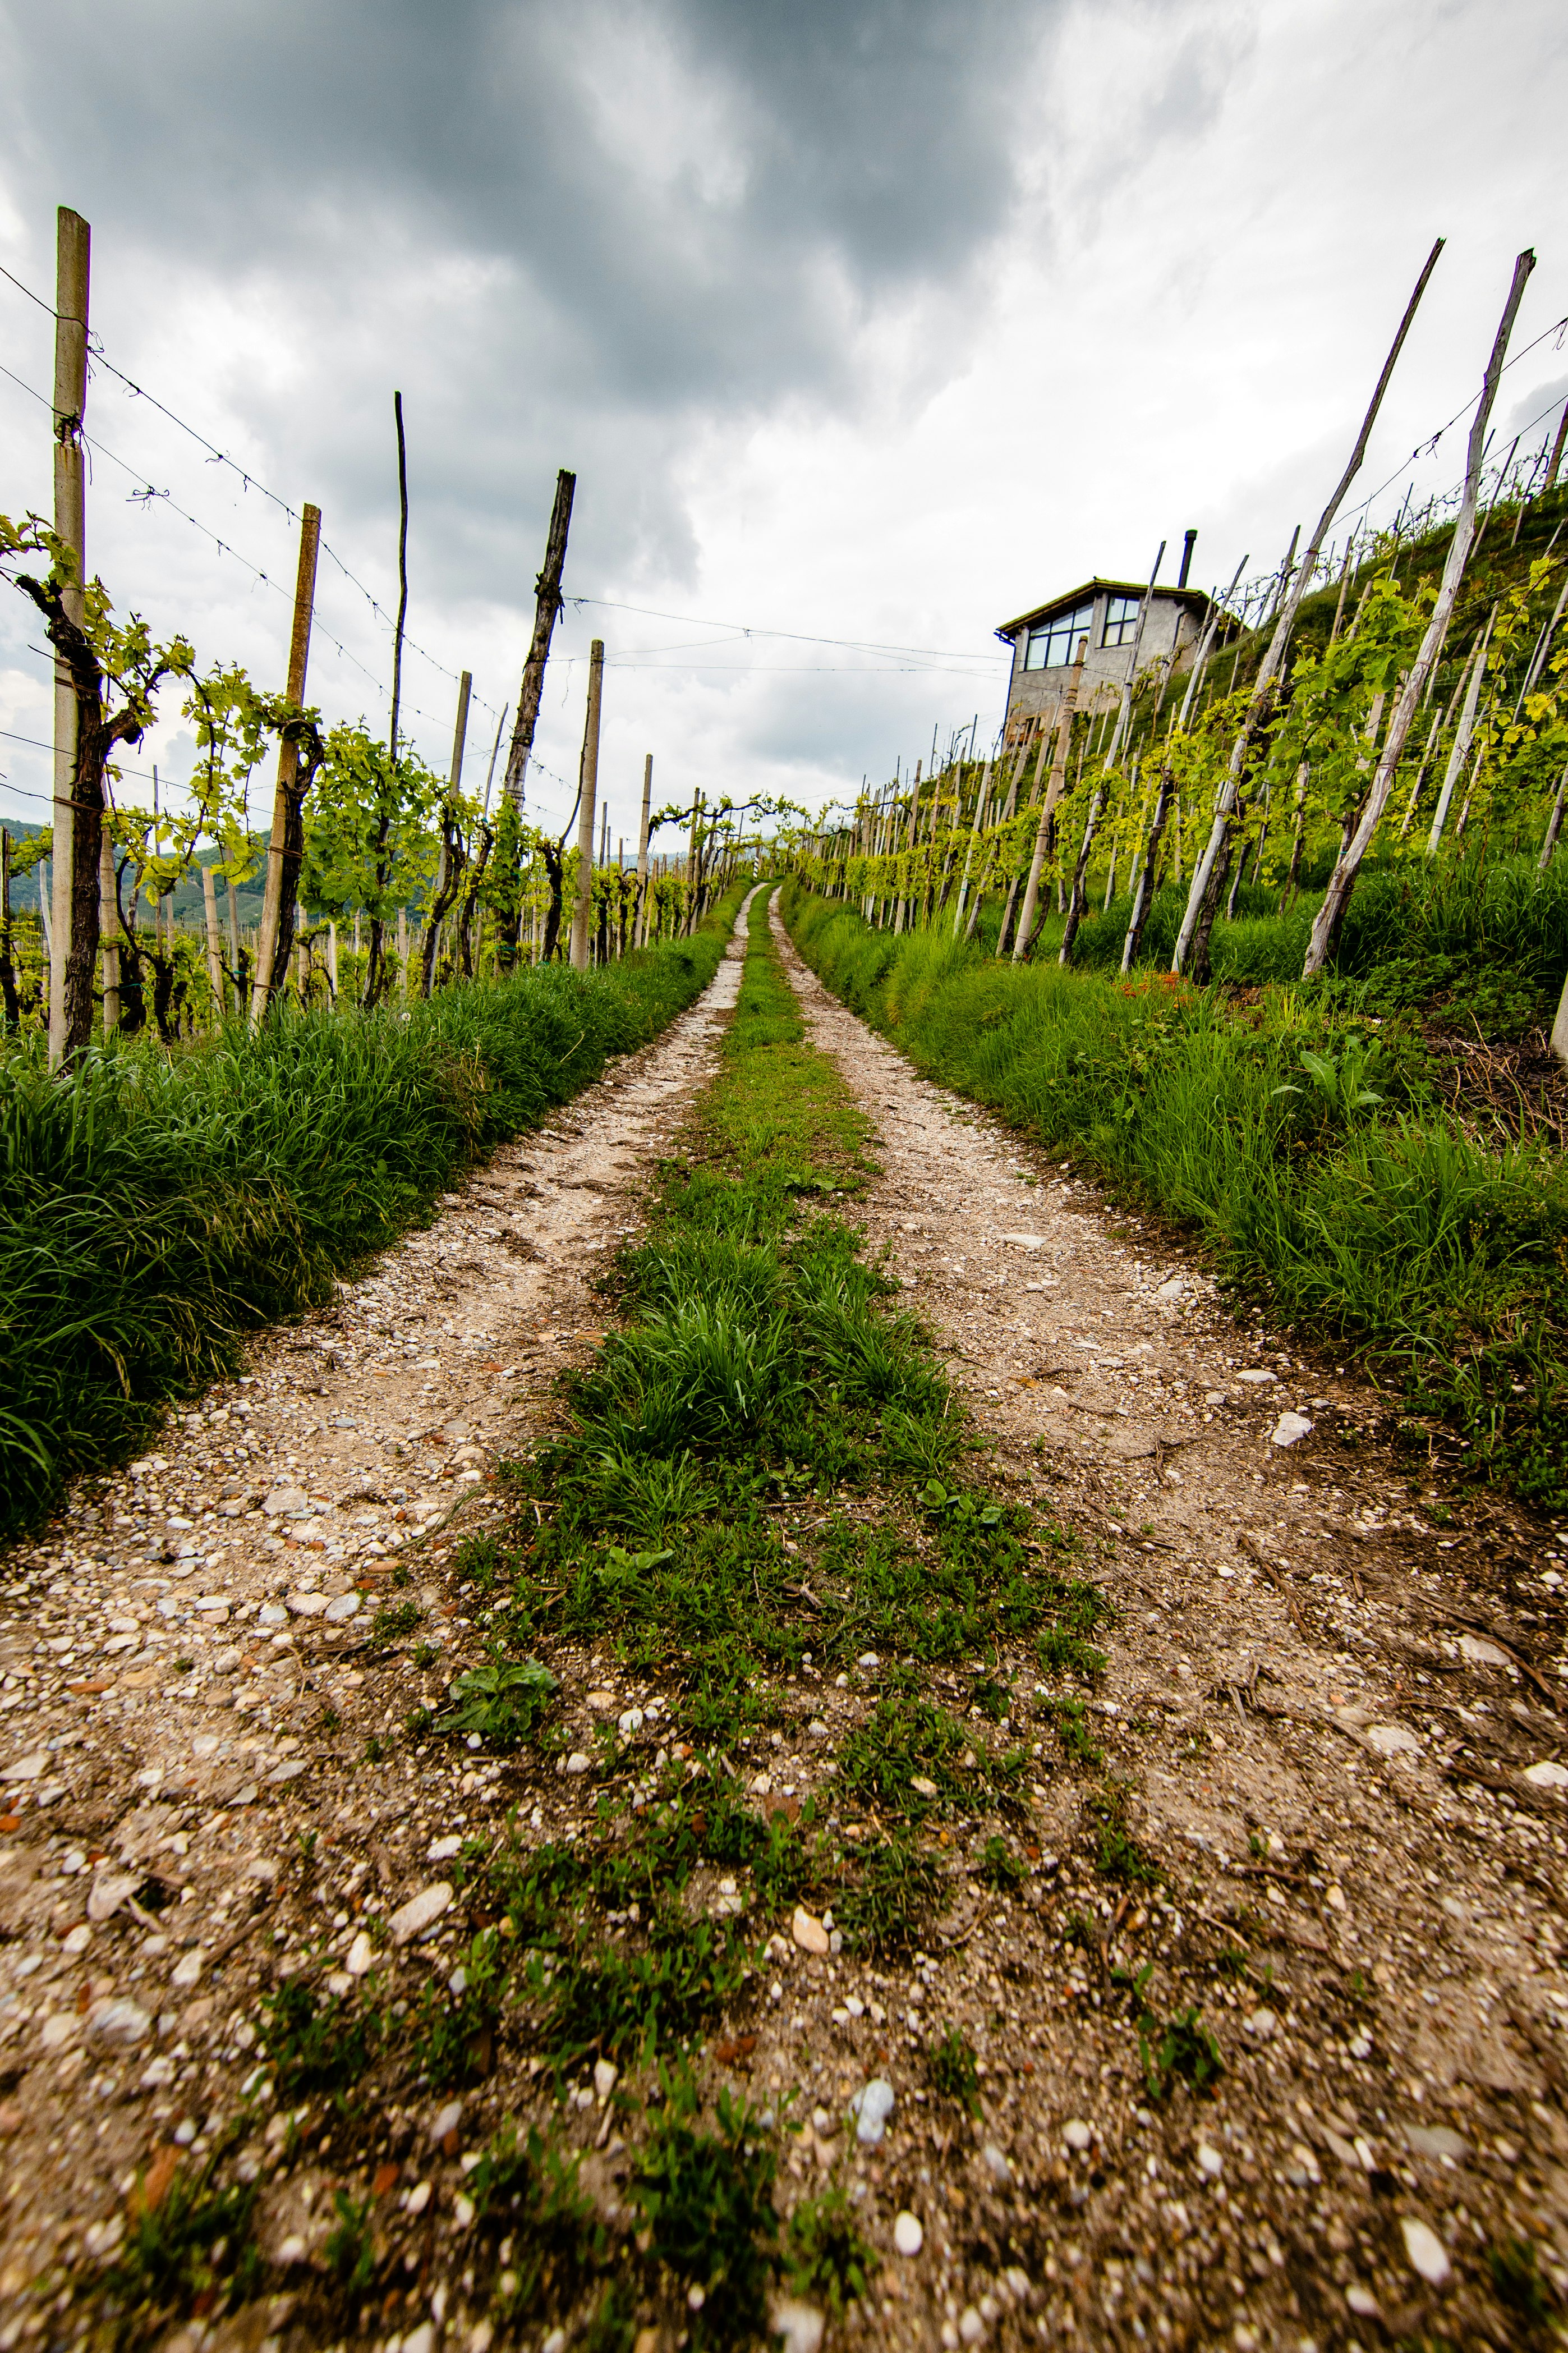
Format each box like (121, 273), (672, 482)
(784, 880), (1568, 1504)
(0, 899), (746, 1531)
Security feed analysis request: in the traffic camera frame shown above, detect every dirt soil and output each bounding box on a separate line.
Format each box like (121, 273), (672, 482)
(0, 889), (1565, 2352)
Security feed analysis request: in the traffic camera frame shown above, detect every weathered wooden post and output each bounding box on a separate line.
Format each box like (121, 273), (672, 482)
(634, 753), (654, 946)
(99, 832), (119, 1034)
(201, 858), (224, 1022)
(504, 471), (576, 811)
(48, 207), (90, 1069)
(569, 640), (604, 969)
(250, 503), (321, 1020)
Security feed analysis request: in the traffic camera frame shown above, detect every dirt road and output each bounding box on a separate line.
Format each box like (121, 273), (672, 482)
(0, 886), (1563, 2351)
(770, 889), (1568, 2349)
(0, 919), (749, 2334)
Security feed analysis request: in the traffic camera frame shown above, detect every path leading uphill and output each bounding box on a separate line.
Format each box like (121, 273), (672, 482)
(771, 890), (1568, 2349)
(0, 883), (1563, 2353)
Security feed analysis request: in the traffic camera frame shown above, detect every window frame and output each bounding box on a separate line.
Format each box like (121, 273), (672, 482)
(1101, 594), (1141, 649)
(1022, 601), (1095, 671)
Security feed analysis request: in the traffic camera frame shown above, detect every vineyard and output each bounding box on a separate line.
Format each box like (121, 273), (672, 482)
(3, 195), (1568, 2353)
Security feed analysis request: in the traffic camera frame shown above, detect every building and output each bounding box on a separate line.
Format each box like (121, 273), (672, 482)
(995, 570), (1211, 741)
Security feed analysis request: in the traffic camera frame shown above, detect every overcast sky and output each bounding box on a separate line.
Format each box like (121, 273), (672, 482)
(1, 0), (1565, 846)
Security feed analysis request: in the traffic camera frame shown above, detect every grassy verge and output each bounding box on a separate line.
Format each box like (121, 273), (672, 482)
(783, 879), (1568, 1509)
(0, 894), (746, 1534)
(70, 886), (1121, 2347)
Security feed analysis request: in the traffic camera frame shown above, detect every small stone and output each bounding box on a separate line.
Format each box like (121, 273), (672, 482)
(1270, 1411), (1313, 1448)
(959, 2308), (986, 2344)
(1197, 2142), (1224, 2177)
(1404, 2123), (1466, 2161)
(1237, 1369), (1277, 1386)
(60, 1924), (91, 1957)
(595, 2057), (619, 2099)
(1457, 1634), (1509, 1667)
(40, 2012), (79, 2051)
(587, 1690), (615, 1712)
(909, 1774), (939, 1799)
(1155, 1275), (1184, 1300)
(750, 1772), (773, 1795)
(390, 1882), (453, 1944)
(324, 1591), (361, 1622)
(87, 1872), (140, 1923)
(453, 2192), (475, 2227)
(1326, 1884), (1346, 1911)
(617, 1708), (645, 1736)
(277, 2232), (307, 2263)
(857, 1653), (881, 1670)
(287, 1591), (328, 1617)
(346, 1930), (374, 1976)
(431, 2099), (463, 2145)
(808, 1718), (830, 1739)
(171, 1950), (204, 1988)
(1524, 1760), (1568, 1789)
(770, 2297), (825, 2353)
(264, 1489), (310, 1517)
(405, 2180), (431, 2215)
(88, 1997), (151, 2047)
(1063, 2120), (1092, 2152)
(1367, 1723), (1420, 1757)
(1345, 2285), (1381, 2318)
(893, 2210), (923, 2256)
(268, 1759), (307, 1786)
(982, 2143), (1011, 2182)
(792, 1905), (831, 1955)
(1401, 2215), (1451, 2285)
(258, 1603), (288, 1628)
(403, 2329), (435, 2353)
(428, 1835), (463, 1860)
(686, 2286), (706, 2313)
(1, 1751), (48, 1782)
(564, 1752), (591, 1777)
(850, 2079), (895, 2145)
(1243, 2007), (1276, 2040)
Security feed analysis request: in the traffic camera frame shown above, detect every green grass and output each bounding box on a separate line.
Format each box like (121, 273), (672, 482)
(784, 879), (1568, 1506)
(0, 896), (747, 1534)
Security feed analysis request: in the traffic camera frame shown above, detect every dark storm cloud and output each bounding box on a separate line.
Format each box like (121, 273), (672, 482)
(2, 0), (1047, 410)
(0, 0), (1067, 634)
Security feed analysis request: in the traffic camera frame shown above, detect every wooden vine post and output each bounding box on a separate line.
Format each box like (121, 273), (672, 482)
(48, 207), (90, 1070)
(503, 470), (576, 811)
(98, 832), (119, 1034)
(201, 859), (224, 1022)
(250, 502), (321, 1020)
(1307, 249), (1537, 973)
(634, 753), (654, 946)
(1172, 236), (1446, 979)
(569, 640), (605, 969)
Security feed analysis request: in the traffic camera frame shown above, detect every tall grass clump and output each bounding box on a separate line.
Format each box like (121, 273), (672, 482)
(0, 896), (744, 1534)
(783, 880), (1568, 1507)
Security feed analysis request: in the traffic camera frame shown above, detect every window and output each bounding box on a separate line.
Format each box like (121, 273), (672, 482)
(1022, 601), (1094, 671)
(1102, 594), (1141, 648)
